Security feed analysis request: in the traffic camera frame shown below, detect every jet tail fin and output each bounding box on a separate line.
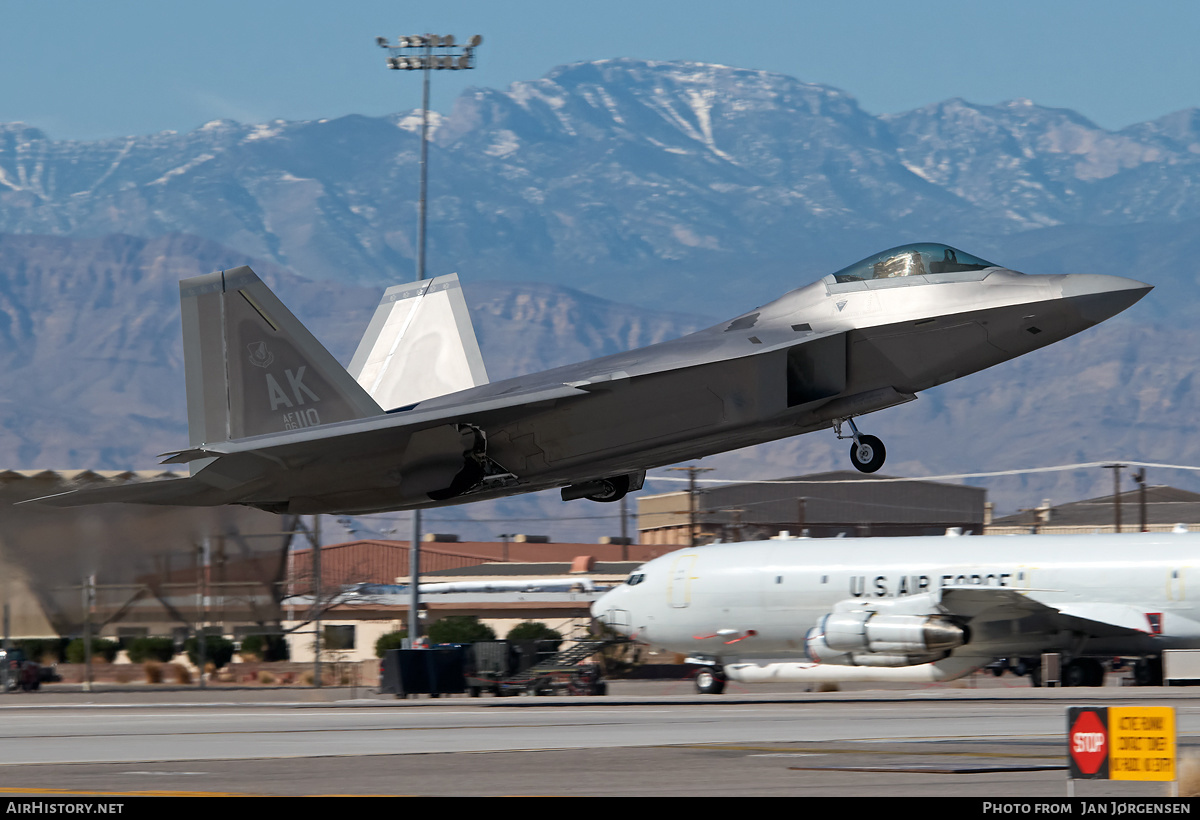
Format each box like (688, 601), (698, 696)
(181, 266), (384, 451)
(348, 273), (489, 410)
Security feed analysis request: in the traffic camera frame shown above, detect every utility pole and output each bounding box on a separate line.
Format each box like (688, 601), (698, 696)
(1133, 468), (1148, 532)
(196, 540), (208, 689)
(620, 496), (629, 560)
(668, 466), (714, 546)
(1104, 463), (1124, 533)
(376, 33), (482, 645)
(498, 533), (515, 563)
(310, 515), (322, 688)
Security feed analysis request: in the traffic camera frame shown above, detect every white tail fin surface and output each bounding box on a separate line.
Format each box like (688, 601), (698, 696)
(348, 273), (489, 410)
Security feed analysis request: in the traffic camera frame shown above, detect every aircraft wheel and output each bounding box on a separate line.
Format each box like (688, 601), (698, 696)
(694, 667), (726, 695)
(1080, 658), (1105, 687)
(849, 435), (886, 473)
(585, 475), (630, 503)
(1134, 656), (1163, 686)
(1063, 659), (1104, 687)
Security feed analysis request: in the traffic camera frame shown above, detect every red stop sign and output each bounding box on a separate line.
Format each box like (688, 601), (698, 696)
(1070, 710), (1108, 775)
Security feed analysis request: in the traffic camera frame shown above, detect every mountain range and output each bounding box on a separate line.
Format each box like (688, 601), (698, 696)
(0, 59), (1196, 541)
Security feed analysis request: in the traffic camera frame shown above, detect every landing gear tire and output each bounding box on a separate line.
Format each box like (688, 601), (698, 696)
(695, 667), (726, 695)
(1063, 658), (1105, 687)
(585, 475), (630, 503)
(850, 435), (886, 473)
(1134, 656), (1164, 686)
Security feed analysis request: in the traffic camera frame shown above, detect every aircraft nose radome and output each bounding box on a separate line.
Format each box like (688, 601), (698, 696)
(590, 588), (616, 620)
(1060, 274), (1153, 323)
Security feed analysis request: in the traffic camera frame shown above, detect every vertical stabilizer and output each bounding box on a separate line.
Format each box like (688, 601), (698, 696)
(348, 273), (489, 410)
(180, 266), (384, 448)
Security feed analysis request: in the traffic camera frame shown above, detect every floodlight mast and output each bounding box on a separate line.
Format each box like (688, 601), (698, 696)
(376, 33), (482, 644)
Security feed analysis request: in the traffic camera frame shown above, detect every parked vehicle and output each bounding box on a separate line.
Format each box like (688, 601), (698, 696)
(0, 648), (41, 692)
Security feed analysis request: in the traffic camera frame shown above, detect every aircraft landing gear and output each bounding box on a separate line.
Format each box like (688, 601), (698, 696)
(694, 666), (727, 695)
(561, 471), (645, 503)
(583, 475), (631, 503)
(1134, 656), (1163, 686)
(835, 418), (886, 473)
(1063, 658), (1106, 687)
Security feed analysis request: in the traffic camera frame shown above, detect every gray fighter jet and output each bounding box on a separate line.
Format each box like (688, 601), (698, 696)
(36, 243), (1149, 515)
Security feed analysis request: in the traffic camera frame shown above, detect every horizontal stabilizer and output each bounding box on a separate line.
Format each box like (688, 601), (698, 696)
(24, 476), (226, 508)
(348, 273), (489, 410)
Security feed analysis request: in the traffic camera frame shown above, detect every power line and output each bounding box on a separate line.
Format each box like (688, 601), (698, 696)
(645, 460), (1200, 486)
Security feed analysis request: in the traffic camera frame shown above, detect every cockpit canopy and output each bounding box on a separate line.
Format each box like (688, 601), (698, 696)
(831, 243), (998, 284)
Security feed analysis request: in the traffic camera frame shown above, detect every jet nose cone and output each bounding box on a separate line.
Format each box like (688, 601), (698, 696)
(591, 585), (629, 634)
(1060, 274), (1152, 324)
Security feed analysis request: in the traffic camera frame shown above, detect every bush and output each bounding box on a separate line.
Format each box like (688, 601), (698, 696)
(65, 638), (119, 664)
(505, 622), (563, 646)
(374, 630), (408, 658)
(426, 616), (496, 645)
(184, 636), (235, 670)
(17, 638), (68, 664)
(126, 637), (175, 663)
(240, 634), (290, 661)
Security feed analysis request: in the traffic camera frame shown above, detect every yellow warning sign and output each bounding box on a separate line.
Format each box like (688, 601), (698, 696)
(1108, 706), (1175, 781)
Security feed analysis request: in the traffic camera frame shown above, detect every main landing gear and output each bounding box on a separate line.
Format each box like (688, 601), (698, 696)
(835, 417), (886, 473)
(694, 666), (727, 695)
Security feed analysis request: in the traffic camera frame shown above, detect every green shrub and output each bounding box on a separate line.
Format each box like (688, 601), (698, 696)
(374, 630), (408, 658)
(426, 616), (496, 645)
(184, 636), (235, 670)
(505, 622), (563, 646)
(17, 638), (68, 664)
(65, 638), (119, 664)
(240, 634), (290, 661)
(126, 637), (175, 663)
(372, 633), (410, 657)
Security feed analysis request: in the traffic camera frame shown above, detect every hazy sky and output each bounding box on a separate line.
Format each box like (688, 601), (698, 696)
(3, 0), (1198, 141)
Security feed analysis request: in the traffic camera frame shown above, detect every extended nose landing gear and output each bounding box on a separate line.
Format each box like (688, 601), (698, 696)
(835, 417), (886, 473)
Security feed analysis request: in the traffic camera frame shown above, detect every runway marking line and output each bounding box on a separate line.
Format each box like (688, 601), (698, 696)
(662, 743), (1061, 759)
(786, 764), (1066, 774)
(0, 786), (416, 797)
(0, 786), (264, 797)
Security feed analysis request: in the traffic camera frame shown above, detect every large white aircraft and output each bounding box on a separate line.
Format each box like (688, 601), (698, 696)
(590, 532), (1200, 691)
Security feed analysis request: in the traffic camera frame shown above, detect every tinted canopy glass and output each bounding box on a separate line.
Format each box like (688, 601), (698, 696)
(831, 243), (998, 283)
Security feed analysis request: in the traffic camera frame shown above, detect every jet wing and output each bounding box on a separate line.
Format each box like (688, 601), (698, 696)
(160, 381), (591, 465)
(938, 586), (1150, 638)
(29, 381), (592, 509)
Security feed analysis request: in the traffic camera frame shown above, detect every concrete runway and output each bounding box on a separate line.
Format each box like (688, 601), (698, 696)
(0, 679), (1196, 797)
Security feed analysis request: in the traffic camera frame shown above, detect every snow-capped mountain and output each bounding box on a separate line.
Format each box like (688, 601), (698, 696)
(0, 59), (1194, 537)
(3, 59), (1200, 315)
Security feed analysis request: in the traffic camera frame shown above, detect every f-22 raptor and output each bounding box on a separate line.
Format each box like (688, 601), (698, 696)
(38, 243), (1149, 515)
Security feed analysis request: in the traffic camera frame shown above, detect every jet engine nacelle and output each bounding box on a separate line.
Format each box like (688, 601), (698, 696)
(805, 610), (967, 666)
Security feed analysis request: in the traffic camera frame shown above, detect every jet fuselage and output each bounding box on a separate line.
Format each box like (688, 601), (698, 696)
(592, 532), (1200, 686)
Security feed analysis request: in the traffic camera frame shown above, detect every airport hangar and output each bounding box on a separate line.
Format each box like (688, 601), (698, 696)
(1, 468), (1197, 668)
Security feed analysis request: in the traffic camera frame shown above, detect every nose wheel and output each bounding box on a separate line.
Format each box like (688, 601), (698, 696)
(836, 418), (886, 473)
